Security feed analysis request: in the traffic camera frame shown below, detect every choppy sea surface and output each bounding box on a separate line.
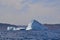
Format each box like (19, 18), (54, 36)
(0, 30), (60, 40)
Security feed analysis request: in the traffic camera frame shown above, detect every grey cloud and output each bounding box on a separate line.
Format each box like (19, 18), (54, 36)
(0, 0), (60, 25)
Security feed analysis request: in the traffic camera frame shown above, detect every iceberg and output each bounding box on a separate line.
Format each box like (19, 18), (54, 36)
(26, 20), (48, 30)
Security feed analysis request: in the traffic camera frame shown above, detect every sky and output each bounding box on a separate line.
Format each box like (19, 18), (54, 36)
(0, 0), (60, 25)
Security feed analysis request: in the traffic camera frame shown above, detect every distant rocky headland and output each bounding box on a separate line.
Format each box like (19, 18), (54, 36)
(0, 23), (60, 31)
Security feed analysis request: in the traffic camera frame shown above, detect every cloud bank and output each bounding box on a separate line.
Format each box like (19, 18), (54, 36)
(0, 0), (60, 25)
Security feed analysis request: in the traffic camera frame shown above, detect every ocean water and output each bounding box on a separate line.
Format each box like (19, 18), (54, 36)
(0, 30), (60, 40)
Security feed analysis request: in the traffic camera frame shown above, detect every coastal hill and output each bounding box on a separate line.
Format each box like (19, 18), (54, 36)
(0, 23), (60, 31)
